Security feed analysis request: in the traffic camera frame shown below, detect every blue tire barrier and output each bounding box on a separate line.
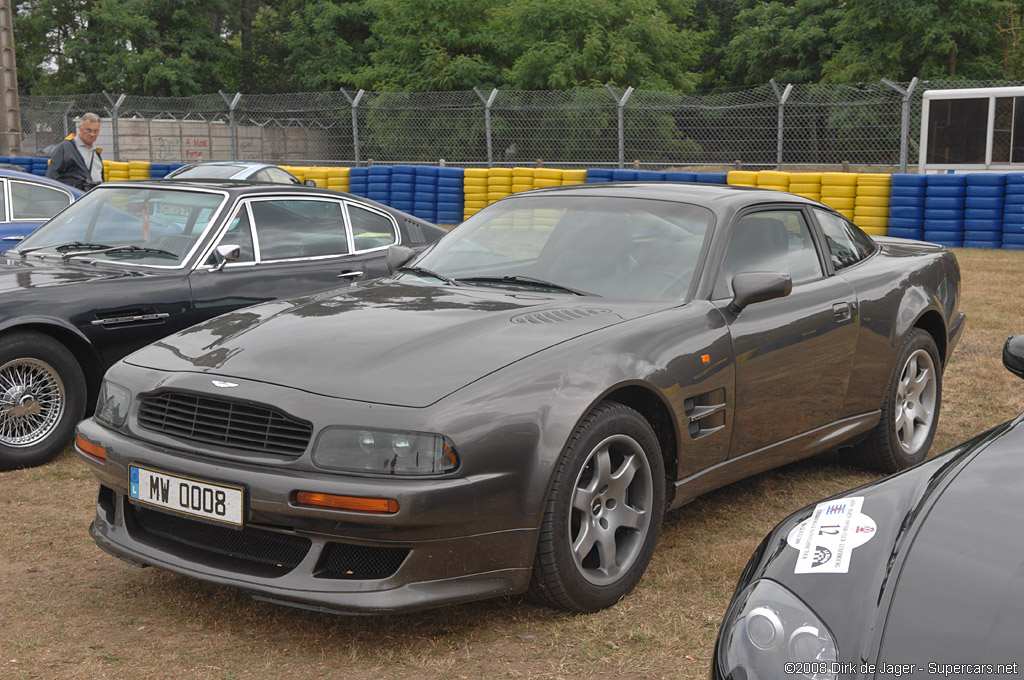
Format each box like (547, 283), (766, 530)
(926, 185), (967, 197)
(437, 185), (463, 196)
(1003, 243), (1024, 250)
(1005, 173), (1024, 184)
(890, 195), (926, 207)
(964, 209), (1003, 220)
(368, 181), (391, 192)
(368, 166), (392, 176)
(367, 193), (391, 202)
(964, 219), (1003, 231)
(612, 170), (639, 181)
(391, 182), (415, 193)
(886, 227), (925, 239)
(414, 201), (436, 211)
(1003, 232), (1024, 244)
(1003, 212), (1024, 226)
(924, 237), (964, 247)
(891, 185), (928, 197)
(923, 219), (963, 232)
(889, 206), (926, 219)
(891, 173), (928, 186)
(924, 197), (966, 209)
(965, 197), (1004, 210)
(1004, 193), (1024, 204)
(414, 191), (437, 202)
(438, 167), (464, 178)
(695, 172), (729, 183)
(437, 212), (463, 222)
(924, 209), (964, 221)
(390, 191), (415, 202)
(636, 170), (666, 180)
(437, 201), (462, 213)
(390, 202), (414, 212)
(887, 218), (926, 230)
(438, 176), (463, 188)
(588, 168), (614, 179)
(415, 166), (439, 177)
(965, 173), (1006, 185)
(926, 174), (968, 186)
(665, 171), (697, 182)
(963, 240), (1003, 248)
(966, 185), (1005, 197)
(586, 177), (613, 183)
(964, 232), (1003, 242)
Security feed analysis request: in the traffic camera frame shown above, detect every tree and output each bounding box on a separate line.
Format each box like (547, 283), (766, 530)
(351, 0), (504, 91)
(495, 0), (703, 90)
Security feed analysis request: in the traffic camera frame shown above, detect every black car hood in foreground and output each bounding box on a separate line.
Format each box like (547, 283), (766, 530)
(124, 279), (671, 407)
(716, 414), (1024, 676)
(0, 256), (148, 293)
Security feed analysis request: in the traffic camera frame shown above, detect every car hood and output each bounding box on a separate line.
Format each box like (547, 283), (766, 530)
(724, 416), (1024, 671)
(124, 279), (672, 407)
(0, 255), (148, 292)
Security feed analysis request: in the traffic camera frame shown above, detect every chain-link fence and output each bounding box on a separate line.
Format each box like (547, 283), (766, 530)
(17, 78), (1023, 170)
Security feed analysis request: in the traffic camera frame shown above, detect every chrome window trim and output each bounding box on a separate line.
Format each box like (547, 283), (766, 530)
(5, 178), (76, 222)
(342, 199), (401, 253)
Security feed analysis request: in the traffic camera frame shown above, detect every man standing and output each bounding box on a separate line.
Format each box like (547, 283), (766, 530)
(46, 113), (103, 190)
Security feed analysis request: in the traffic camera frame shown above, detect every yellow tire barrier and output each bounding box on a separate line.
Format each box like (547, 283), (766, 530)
(727, 170), (758, 186)
(854, 195), (891, 208)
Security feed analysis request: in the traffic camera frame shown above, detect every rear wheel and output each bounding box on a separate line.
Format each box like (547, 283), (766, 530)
(528, 401), (665, 612)
(843, 328), (941, 472)
(0, 332), (86, 470)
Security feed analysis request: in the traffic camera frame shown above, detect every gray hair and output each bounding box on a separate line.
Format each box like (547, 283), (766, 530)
(79, 112), (100, 127)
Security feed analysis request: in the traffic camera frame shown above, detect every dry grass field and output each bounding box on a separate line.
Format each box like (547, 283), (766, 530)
(1, 248), (1021, 680)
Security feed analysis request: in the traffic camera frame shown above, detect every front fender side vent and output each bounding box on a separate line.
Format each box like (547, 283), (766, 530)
(685, 388), (726, 440)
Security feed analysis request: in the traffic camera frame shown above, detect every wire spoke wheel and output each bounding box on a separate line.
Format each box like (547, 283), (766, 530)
(0, 358), (66, 447)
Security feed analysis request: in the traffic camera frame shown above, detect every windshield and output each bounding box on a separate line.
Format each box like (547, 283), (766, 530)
(408, 195), (714, 300)
(14, 186), (227, 266)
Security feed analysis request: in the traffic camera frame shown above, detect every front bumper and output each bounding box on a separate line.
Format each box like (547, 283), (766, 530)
(76, 418), (537, 614)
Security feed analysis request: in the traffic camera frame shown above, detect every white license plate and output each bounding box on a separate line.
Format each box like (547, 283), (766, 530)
(129, 465), (244, 526)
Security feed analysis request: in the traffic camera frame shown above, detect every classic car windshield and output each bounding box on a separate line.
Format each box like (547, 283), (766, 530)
(409, 195), (714, 300)
(15, 186), (226, 267)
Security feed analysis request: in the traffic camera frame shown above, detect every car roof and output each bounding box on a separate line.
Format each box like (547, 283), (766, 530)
(0, 167), (85, 195)
(516, 181), (821, 210)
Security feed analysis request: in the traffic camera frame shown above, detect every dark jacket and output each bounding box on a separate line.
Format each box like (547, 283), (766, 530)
(46, 138), (102, 190)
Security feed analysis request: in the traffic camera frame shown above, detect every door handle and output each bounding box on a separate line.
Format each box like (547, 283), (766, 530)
(832, 302), (853, 322)
(338, 271), (364, 280)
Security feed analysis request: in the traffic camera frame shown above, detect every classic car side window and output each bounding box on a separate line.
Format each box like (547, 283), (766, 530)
(10, 181), (72, 220)
(206, 206), (255, 265)
(250, 199), (350, 260)
(347, 204), (398, 251)
(813, 208), (877, 270)
(718, 210), (823, 295)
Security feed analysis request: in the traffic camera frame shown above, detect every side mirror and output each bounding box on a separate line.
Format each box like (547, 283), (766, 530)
(212, 244), (241, 272)
(1004, 335), (1024, 379)
(386, 244), (417, 274)
(304, 179), (318, 187)
(727, 272), (792, 315)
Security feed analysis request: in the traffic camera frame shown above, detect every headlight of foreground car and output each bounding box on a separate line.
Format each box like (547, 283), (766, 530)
(717, 579), (838, 680)
(312, 427), (459, 476)
(94, 380), (131, 429)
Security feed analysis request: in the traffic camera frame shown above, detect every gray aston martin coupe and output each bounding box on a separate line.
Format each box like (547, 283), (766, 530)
(77, 182), (965, 614)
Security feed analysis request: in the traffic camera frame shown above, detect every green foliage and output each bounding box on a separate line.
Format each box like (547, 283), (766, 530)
(495, 0), (703, 90)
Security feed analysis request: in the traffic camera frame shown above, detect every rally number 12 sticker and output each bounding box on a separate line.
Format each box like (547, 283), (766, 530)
(786, 496), (876, 574)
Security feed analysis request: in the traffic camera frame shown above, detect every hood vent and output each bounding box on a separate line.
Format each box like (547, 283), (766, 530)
(510, 308), (611, 325)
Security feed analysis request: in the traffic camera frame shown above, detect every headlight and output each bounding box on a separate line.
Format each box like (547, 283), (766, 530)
(94, 380), (131, 429)
(312, 426), (459, 476)
(717, 579), (838, 680)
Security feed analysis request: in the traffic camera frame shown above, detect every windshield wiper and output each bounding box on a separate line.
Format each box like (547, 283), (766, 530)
(63, 244), (177, 262)
(398, 265), (459, 285)
(17, 241), (113, 258)
(455, 275), (591, 296)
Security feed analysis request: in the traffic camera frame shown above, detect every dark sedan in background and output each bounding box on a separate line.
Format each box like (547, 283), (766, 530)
(713, 336), (1024, 680)
(77, 182), (964, 614)
(0, 180), (444, 469)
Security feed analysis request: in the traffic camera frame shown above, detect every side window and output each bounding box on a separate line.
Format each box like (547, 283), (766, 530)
(264, 168), (299, 185)
(208, 205), (255, 264)
(814, 209), (877, 271)
(251, 199), (349, 260)
(717, 210), (823, 296)
(347, 203), (397, 251)
(10, 181), (72, 220)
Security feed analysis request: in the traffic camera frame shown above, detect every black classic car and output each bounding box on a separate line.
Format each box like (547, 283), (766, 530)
(77, 182), (965, 614)
(712, 336), (1024, 680)
(0, 181), (445, 469)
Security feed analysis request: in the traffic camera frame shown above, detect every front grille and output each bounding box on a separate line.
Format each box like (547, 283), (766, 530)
(317, 542), (409, 580)
(130, 504), (311, 575)
(138, 391), (313, 455)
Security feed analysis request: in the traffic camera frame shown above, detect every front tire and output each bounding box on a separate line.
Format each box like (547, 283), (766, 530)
(528, 401), (665, 612)
(0, 332), (86, 470)
(843, 328), (941, 473)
